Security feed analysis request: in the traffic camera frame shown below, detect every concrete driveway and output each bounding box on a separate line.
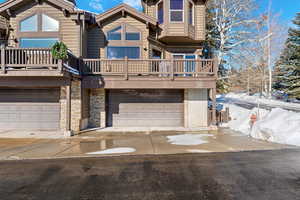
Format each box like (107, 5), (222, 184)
(0, 128), (296, 160)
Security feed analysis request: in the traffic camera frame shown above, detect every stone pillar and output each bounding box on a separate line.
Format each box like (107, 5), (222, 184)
(184, 89), (208, 128)
(70, 80), (82, 132)
(60, 86), (67, 131)
(89, 89), (106, 128)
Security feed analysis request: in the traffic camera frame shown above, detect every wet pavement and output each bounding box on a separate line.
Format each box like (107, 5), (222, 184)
(0, 128), (296, 160)
(1, 149), (300, 199)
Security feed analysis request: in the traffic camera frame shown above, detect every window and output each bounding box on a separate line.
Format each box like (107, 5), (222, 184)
(20, 15), (38, 32)
(126, 32), (140, 40)
(107, 47), (140, 59)
(189, 2), (194, 25)
(42, 14), (59, 32)
(170, 0), (183, 22)
(157, 2), (164, 24)
(20, 38), (59, 48)
(107, 26), (122, 40)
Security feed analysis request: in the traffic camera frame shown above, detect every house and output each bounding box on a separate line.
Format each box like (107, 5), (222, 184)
(0, 0), (217, 136)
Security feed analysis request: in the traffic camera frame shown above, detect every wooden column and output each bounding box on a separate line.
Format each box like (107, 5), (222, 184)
(211, 87), (217, 125)
(1, 45), (6, 74)
(66, 84), (71, 132)
(124, 56), (128, 80)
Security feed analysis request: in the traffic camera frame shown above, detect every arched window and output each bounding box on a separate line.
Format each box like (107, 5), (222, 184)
(157, 1), (164, 24)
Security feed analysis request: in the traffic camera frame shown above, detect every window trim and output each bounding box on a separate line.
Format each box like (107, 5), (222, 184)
(169, 0), (184, 23)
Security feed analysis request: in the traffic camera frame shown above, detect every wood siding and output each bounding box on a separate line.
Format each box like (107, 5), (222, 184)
(8, 1), (81, 56)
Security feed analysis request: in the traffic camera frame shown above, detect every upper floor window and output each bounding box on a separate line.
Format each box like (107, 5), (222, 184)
(107, 26), (122, 40)
(107, 46), (140, 59)
(170, 0), (183, 22)
(188, 2), (194, 25)
(107, 25), (141, 41)
(20, 13), (59, 32)
(157, 1), (164, 24)
(20, 38), (59, 48)
(42, 14), (59, 32)
(20, 15), (38, 32)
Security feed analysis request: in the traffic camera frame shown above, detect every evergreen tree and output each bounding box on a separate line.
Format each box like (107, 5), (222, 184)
(275, 13), (300, 99)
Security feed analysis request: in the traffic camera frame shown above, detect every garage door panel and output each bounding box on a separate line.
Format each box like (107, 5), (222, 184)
(0, 89), (60, 130)
(108, 89), (184, 127)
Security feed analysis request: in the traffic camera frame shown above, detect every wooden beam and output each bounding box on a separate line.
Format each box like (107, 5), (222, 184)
(122, 10), (126, 17)
(6, 9), (12, 17)
(63, 9), (69, 17)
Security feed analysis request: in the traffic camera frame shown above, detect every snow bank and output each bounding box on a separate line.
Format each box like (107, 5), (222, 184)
(225, 93), (300, 110)
(167, 134), (214, 146)
(86, 147), (136, 155)
(224, 103), (300, 146)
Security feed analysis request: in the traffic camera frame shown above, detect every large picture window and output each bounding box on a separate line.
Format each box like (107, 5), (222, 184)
(107, 47), (140, 59)
(170, 0), (184, 22)
(18, 13), (60, 48)
(20, 38), (59, 48)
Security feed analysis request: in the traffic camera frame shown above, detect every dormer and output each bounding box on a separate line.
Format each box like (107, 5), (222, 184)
(142, 0), (208, 43)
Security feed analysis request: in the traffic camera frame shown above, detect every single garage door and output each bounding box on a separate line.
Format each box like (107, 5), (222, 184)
(0, 88), (60, 130)
(108, 89), (184, 127)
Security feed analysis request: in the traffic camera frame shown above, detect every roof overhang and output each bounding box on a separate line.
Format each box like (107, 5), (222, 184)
(96, 4), (158, 27)
(0, 0), (77, 18)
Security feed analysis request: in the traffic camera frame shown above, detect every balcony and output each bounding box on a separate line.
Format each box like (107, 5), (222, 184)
(81, 58), (218, 89)
(0, 47), (80, 77)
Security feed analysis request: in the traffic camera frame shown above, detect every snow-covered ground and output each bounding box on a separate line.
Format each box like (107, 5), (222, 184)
(86, 147), (136, 155)
(222, 93), (300, 146)
(223, 93), (300, 111)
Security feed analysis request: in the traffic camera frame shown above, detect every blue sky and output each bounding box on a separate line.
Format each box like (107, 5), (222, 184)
(0, 0), (298, 23)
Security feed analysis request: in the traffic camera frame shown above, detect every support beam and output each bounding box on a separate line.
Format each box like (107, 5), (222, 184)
(6, 9), (12, 17)
(211, 88), (217, 126)
(65, 84), (72, 134)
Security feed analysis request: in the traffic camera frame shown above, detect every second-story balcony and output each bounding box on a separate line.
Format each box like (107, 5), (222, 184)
(82, 58), (218, 80)
(0, 47), (80, 77)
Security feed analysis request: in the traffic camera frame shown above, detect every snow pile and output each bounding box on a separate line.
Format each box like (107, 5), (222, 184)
(86, 147), (136, 155)
(167, 134), (214, 146)
(225, 93), (300, 110)
(224, 103), (300, 146)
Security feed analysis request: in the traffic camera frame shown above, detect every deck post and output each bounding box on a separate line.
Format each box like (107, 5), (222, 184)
(211, 87), (217, 125)
(124, 56), (128, 80)
(170, 58), (174, 80)
(58, 59), (63, 73)
(1, 45), (6, 74)
(65, 84), (72, 136)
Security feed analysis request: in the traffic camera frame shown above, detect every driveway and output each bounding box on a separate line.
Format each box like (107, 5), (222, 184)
(1, 149), (300, 199)
(0, 128), (296, 160)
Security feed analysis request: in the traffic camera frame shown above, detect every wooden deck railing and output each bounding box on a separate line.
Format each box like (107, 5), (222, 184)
(82, 58), (217, 78)
(0, 47), (79, 75)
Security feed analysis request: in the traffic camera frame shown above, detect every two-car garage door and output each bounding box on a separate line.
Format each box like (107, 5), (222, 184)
(107, 89), (184, 127)
(0, 89), (60, 130)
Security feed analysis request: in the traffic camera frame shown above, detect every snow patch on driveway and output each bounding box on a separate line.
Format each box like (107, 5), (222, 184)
(86, 147), (136, 155)
(167, 134), (213, 146)
(186, 149), (212, 153)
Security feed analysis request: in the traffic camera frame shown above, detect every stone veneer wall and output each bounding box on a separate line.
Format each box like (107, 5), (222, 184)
(89, 89), (106, 128)
(60, 80), (83, 133)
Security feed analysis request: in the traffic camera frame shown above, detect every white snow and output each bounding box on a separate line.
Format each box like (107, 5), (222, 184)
(86, 147), (136, 155)
(186, 149), (212, 153)
(223, 100), (300, 146)
(166, 134), (214, 146)
(224, 93), (300, 111)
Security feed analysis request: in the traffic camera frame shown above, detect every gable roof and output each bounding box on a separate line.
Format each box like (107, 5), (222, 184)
(96, 4), (157, 26)
(0, 0), (76, 18)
